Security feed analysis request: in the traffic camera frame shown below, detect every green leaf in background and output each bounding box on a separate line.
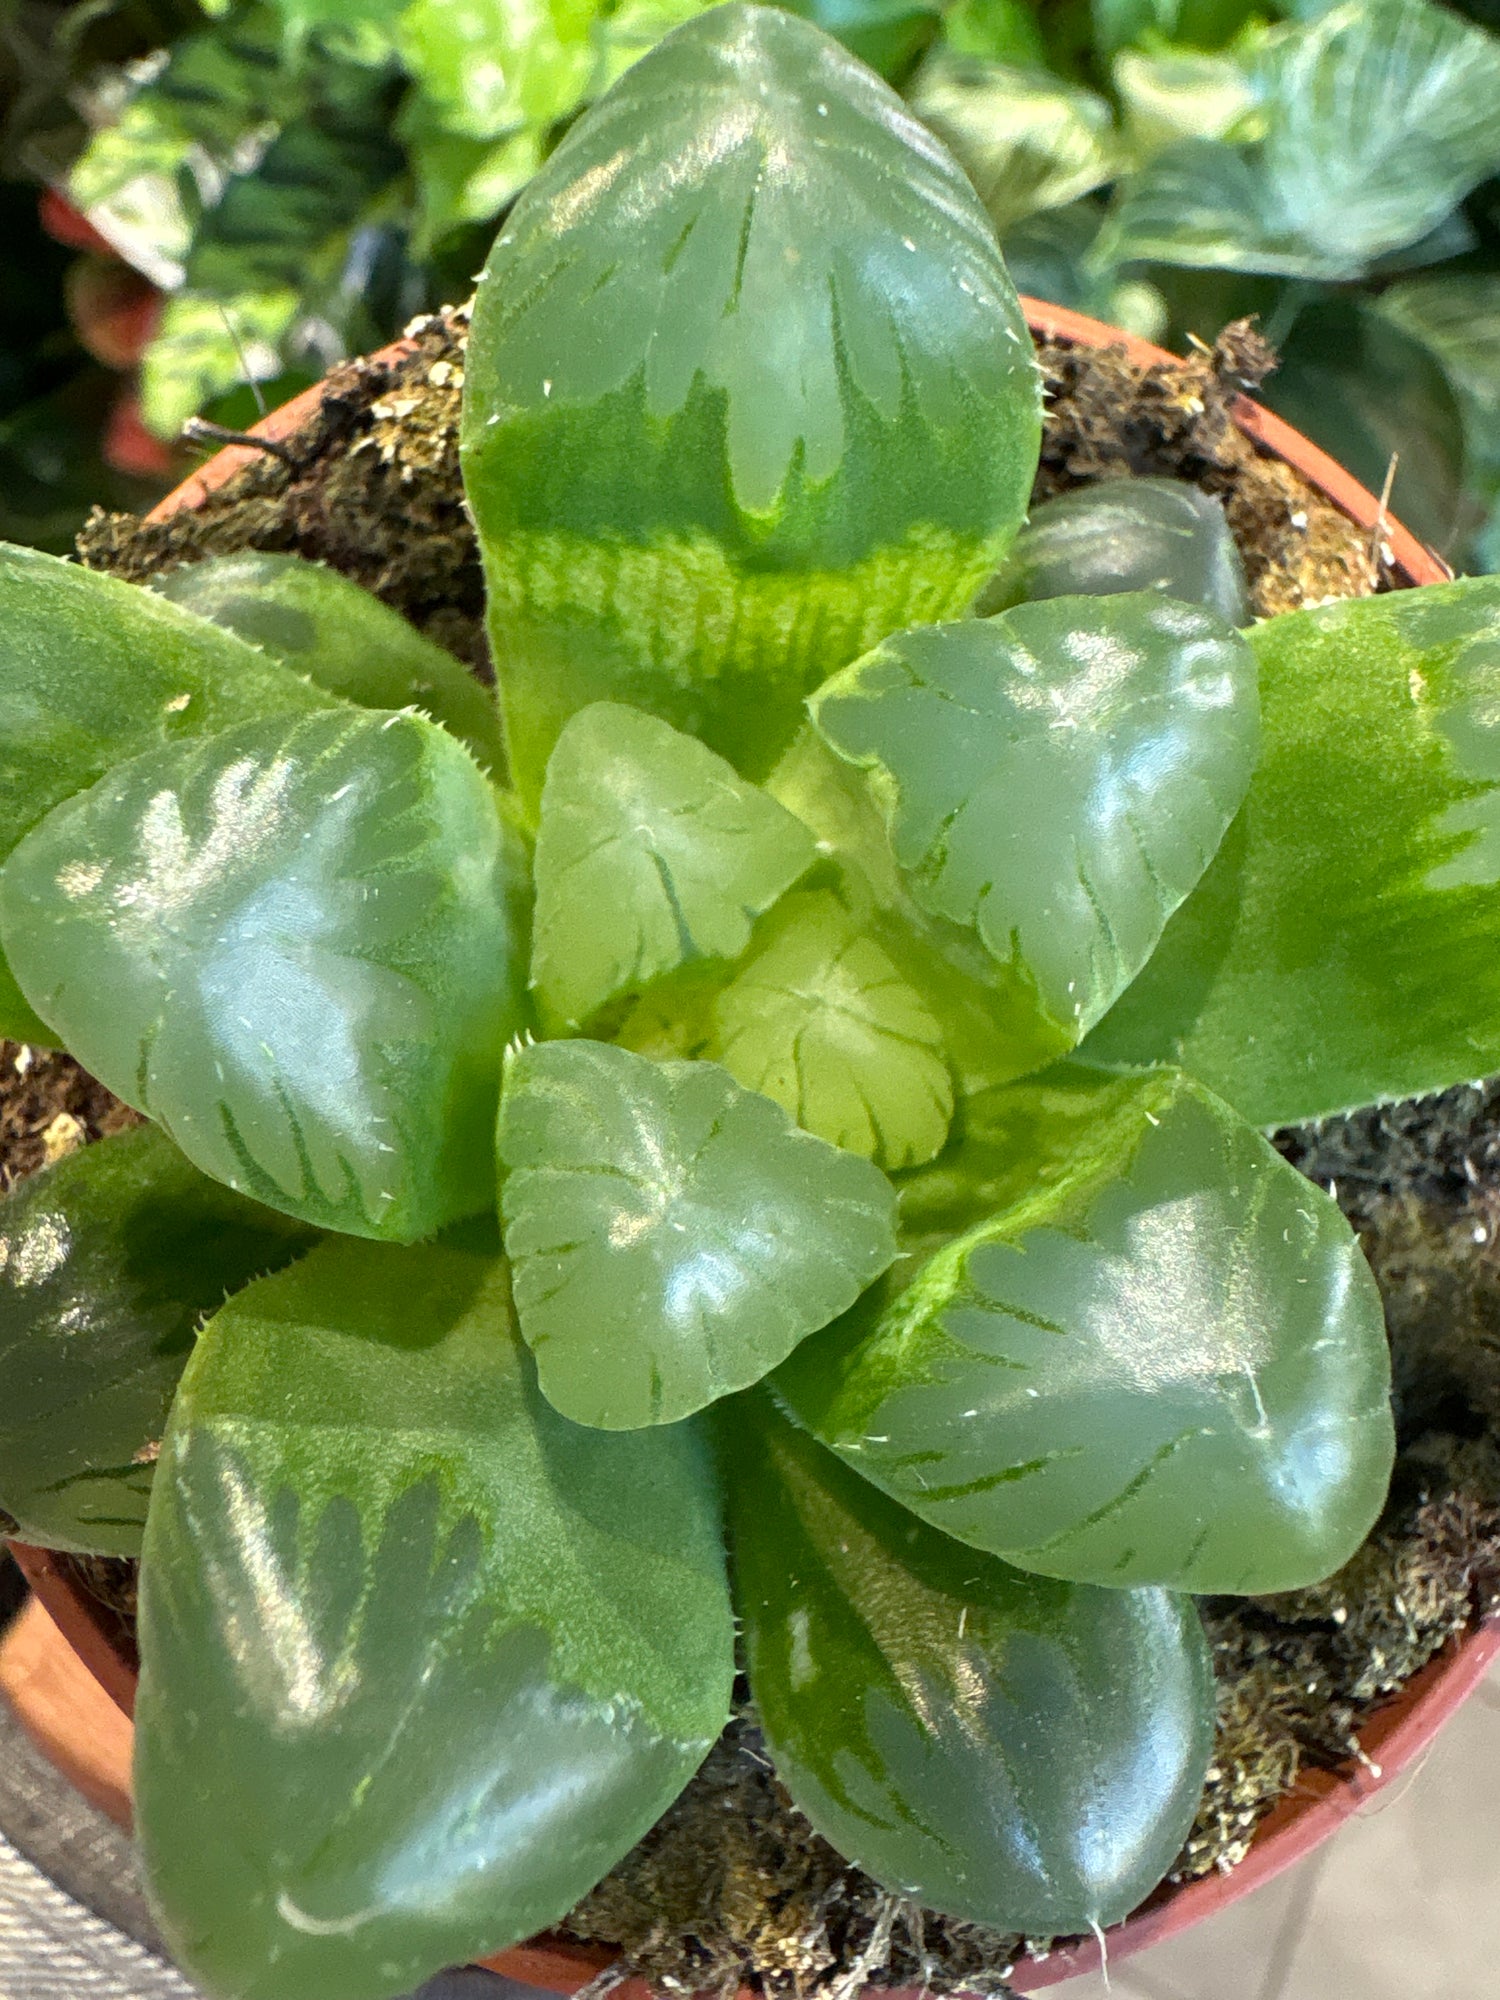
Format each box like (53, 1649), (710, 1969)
(153, 553), (505, 766)
(530, 703), (815, 1030)
(810, 593), (1259, 1049)
(136, 1234), (734, 2000)
(140, 290), (301, 442)
(776, 1063), (1394, 1593)
(1, 710), (525, 1241)
(780, 0), (944, 75)
(1257, 0), (1500, 271)
(908, 50), (1119, 234)
(1112, 45), (1261, 160)
(711, 888), (954, 1168)
(980, 476), (1250, 625)
(1379, 273), (1500, 565)
(461, 2), (1042, 806)
(1081, 578), (1500, 1125)
(1259, 297), (1470, 554)
(1097, 137), (1363, 278)
(498, 1039), (897, 1428)
(941, 0), (1049, 66)
(730, 1394), (1215, 1934)
(0, 1124), (316, 1557)
(1093, 0), (1261, 55)
(397, 0), (598, 139)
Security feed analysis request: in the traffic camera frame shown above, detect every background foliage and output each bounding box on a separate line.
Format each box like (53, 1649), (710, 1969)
(5, 0), (1500, 566)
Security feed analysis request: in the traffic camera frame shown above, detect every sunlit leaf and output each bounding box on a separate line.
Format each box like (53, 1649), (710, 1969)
(776, 1063), (1394, 1593)
(0, 1125), (315, 1556)
(397, 0), (599, 139)
(136, 1234), (734, 2000)
(810, 593), (1259, 1049)
(1, 709), (526, 1240)
(461, 3), (1042, 805)
(140, 290), (301, 440)
(531, 703), (815, 1030)
(498, 1039), (897, 1428)
(0, 543), (332, 1042)
(909, 51), (1120, 234)
(731, 1394), (1214, 1933)
(153, 553), (505, 766)
(980, 476), (1250, 626)
(1113, 46), (1261, 161)
(711, 888), (954, 1168)
(1082, 578), (1500, 1124)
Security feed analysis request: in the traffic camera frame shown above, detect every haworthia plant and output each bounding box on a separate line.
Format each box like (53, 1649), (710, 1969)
(461, 1), (1042, 806)
(2, 9), (1497, 1999)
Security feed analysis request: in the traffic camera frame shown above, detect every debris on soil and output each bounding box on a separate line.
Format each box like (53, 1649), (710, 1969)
(4, 311), (1482, 1998)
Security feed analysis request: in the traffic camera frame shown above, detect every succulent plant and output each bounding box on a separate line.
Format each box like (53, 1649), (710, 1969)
(3, 8), (1500, 2000)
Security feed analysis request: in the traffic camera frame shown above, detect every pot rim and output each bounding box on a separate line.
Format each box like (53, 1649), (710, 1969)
(11, 294), (1487, 1998)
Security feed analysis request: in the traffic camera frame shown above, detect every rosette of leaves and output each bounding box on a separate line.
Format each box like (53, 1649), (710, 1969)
(4, 10), (1500, 2000)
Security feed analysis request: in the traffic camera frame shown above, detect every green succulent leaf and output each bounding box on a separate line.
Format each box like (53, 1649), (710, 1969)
(730, 1394), (1215, 1933)
(908, 51), (1121, 235)
(498, 1039), (898, 1429)
(0, 544), (334, 1043)
(711, 888), (954, 1168)
(461, 1), (1042, 805)
(531, 703), (816, 1030)
(153, 554), (505, 768)
(810, 593), (1259, 1052)
(980, 477), (1250, 627)
(1, 709), (527, 1241)
(136, 1233), (734, 2000)
(776, 1063), (1394, 1593)
(1081, 578), (1500, 1126)
(0, 1124), (316, 1557)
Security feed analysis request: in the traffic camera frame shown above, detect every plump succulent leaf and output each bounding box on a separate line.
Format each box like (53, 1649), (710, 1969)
(980, 477), (1250, 626)
(152, 553), (506, 769)
(0, 1123), (315, 1556)
(711, 888), (954, 1168)
(1082, 578), (1500, 1125)
(136, 1234), (734, 2000)
(776, 1063), (1394, 1593)
(729, 1394), (1215, 1933)
(461, 2), (1042, 805)
(1, 710), (527, 1241)
(498, 1039), (898, 1428)
(810, 594), (1259, 1056)
(0, 543), (334, 1043)
(531, 703), (816, 1030)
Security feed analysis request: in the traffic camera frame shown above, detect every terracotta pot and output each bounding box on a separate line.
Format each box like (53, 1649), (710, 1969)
(6, 298), (1493, 1999)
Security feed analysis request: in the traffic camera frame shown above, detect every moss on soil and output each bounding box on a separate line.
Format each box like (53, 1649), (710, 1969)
(1, 308), (1486, 1998)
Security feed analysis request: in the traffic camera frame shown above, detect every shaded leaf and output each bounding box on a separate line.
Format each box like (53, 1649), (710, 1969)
(1, 709), (526, 1240)
(0, 1124), (315, 1556)
(1081, 578), (1500, 1125)
(909, 51), (1120, 234)
(153, 553), (505, 765)
(810, 593), (1259, 1048)
(776, 1064), (1394, 1593)
(136, 1234), (733, 2000)
(499, 1039), (897, 1428)
(1379, 273), (1500, 504)
(711, 888), (954, 1168)
(1260, 298), (1470, 554)
(731, 1394), (1215, 1933)
(980, 476), (1249, 625)
(461, 3), (1041, 805)
(531, 703), (815, 1030)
